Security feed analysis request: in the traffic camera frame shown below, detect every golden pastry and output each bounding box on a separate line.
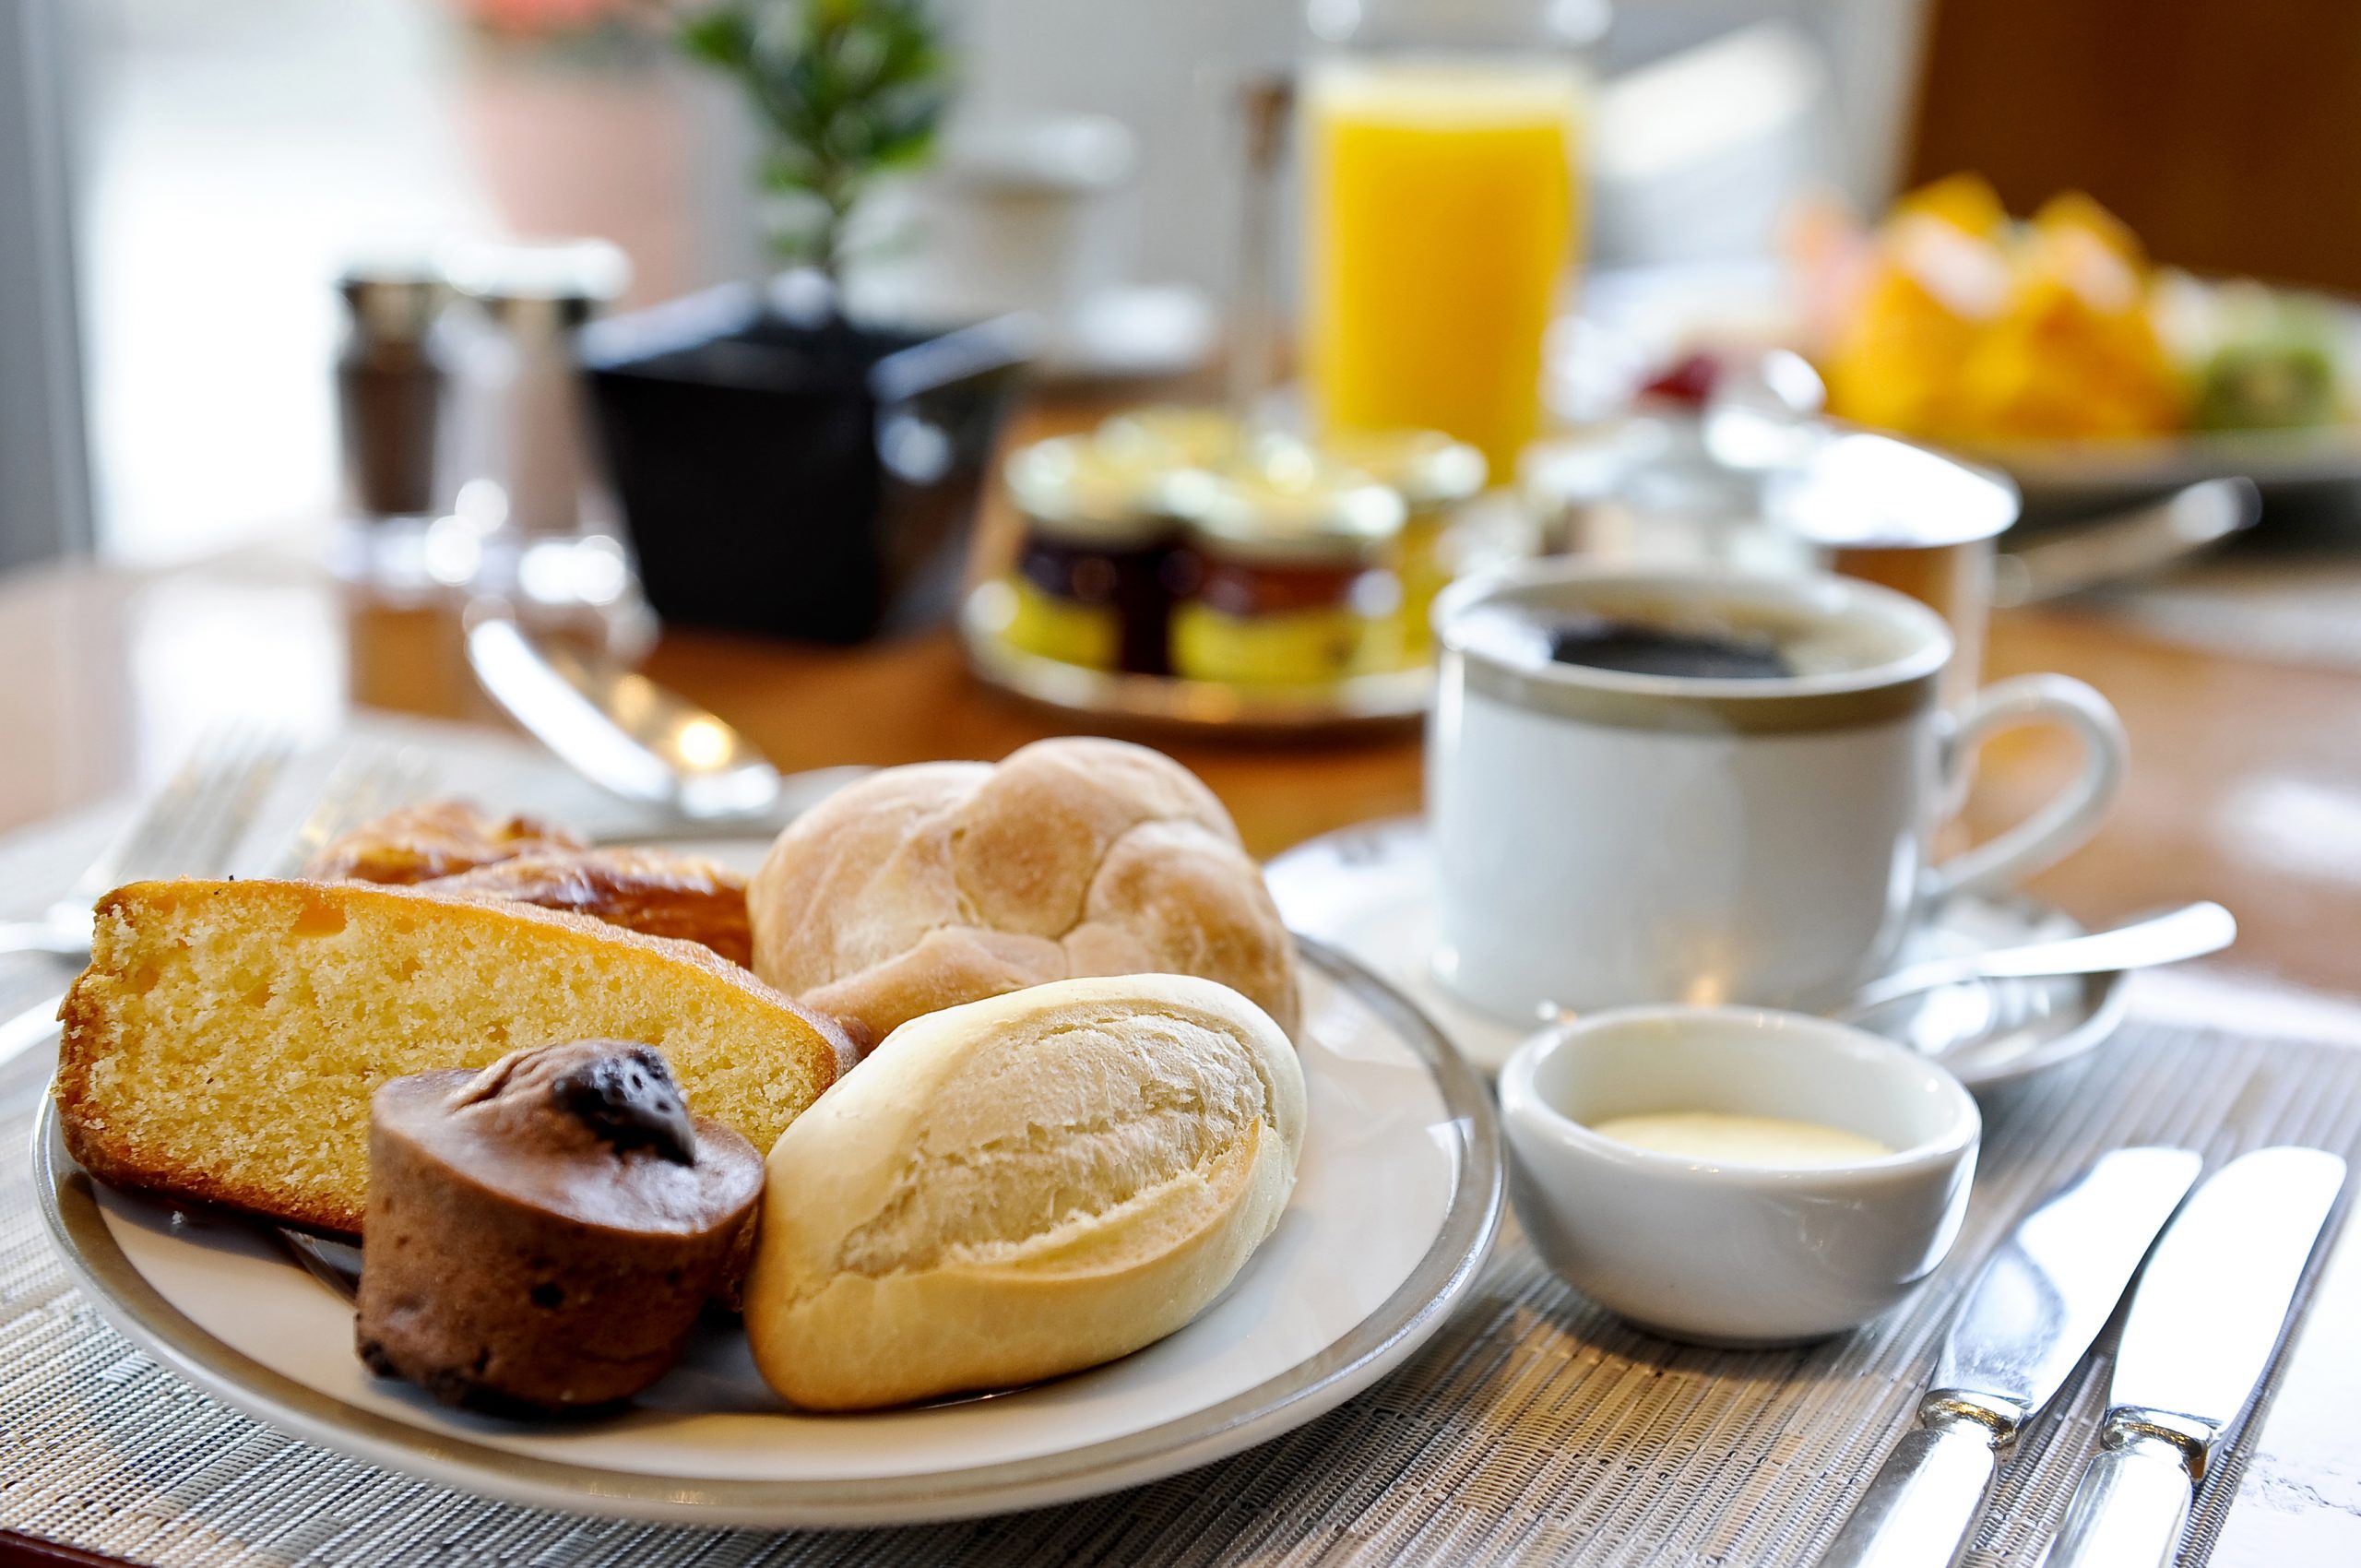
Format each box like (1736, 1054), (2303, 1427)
(302, 799), (587, 885)
(424, 847), (753, 968)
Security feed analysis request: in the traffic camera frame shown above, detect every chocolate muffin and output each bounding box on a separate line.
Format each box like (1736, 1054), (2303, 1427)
(356, 1039), (765, 1414)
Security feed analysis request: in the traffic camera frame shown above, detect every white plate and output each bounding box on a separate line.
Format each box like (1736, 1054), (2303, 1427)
(1265, 817), (2129, 1091)
(1967, 422), (2361, 511)
(1574, 262), (2361, 512)
(33, 937), (1501, 1527)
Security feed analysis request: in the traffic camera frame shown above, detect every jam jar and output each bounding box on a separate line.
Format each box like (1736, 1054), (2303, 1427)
(1001, 435), (1184, 675)
(1323, 429), (1485, 659)
(1169, 440), (1408, 685)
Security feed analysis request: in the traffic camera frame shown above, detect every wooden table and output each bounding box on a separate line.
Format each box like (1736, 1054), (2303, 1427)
(4, 542), (2360, 1566)
(6, 544), (2361, 1002)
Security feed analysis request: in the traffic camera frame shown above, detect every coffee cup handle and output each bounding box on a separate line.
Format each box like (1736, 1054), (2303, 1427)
(1923, 674), (2128, 904)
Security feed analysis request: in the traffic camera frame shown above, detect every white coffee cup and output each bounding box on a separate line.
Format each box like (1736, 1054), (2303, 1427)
(1428, 561), (2127, 1018)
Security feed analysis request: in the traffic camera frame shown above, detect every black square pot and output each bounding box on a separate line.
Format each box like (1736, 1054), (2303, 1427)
(580, 285), (1032, 643)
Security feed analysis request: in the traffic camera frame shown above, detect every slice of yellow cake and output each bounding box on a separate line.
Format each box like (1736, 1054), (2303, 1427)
(56, 878), (859, 1237)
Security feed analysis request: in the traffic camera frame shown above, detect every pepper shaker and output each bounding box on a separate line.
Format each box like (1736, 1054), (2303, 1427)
(336, 262), (453, 523)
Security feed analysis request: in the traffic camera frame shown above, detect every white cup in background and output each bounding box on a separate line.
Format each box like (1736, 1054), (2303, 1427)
(1427, 562), (2127, 1019)
(848, 114), (1134, 328)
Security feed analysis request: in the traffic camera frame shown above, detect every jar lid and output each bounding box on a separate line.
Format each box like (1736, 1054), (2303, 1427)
(1095, 404), (1242, 470)
(1174, 437), (1407, 563)
(1773, 433), (2020, 549)
(1321, 428), (1487, 507)
(1004, 435), (1180, 546)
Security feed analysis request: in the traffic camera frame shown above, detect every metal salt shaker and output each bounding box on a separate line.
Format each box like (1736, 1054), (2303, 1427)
(445, 239), (632, 541)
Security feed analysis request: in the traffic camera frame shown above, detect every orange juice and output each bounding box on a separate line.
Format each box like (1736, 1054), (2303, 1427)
(1302, 58), (1584, 478)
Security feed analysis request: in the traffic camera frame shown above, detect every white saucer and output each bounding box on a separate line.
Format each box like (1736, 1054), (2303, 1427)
(1264, 817), (2129, 1092)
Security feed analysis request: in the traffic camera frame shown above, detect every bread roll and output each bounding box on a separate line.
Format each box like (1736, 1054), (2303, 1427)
(747, 738), (1299, 1048)
(743, 975), (1307, 1410)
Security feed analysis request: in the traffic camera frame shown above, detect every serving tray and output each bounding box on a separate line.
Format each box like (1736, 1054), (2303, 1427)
(959, 582), (1432, 736)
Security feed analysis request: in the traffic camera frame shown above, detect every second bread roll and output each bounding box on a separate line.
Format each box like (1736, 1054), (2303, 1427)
(746, 737), (1300, 1048)
(743, 975), (1307, 1410)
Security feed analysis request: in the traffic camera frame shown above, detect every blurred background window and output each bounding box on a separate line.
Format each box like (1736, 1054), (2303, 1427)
(80, 0), (488, 566)
(0, 0), (92, 573)
(25, 0), (2361, 571)
(55, 0), (1934, 568)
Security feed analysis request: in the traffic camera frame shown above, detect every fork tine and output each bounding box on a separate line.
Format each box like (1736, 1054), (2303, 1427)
(67, 725), (261, 901)
(69, 730), (229, 899)
(270, 743), (434, 877)
(141, 725), (262, 881)
(0, 734), (428, 1073)
(135, 725), (255, 882)
(174, 732), (294, 877)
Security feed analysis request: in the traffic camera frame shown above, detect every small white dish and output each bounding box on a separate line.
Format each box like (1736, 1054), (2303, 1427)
(1500, 1005), (1980, 1347)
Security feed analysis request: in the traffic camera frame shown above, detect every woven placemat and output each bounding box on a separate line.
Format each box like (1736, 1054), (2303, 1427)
(4, 1001), (2354, 1568)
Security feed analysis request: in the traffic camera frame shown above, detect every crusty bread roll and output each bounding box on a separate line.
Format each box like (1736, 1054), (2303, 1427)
(302, 800), (587, 885)
(56, 878), (855, 1237)
(742, 974), (1308, 1410)
(423, 847), (753, 968)
(747, 738), (1299, 1048)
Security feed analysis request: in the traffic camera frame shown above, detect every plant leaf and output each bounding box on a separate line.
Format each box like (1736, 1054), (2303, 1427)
(681, 0), (951, 279)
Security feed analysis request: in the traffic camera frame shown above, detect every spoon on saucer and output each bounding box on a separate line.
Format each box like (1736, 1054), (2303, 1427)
(1535, 900), (2234, 1060)
(1827, 899), (2236, 1028)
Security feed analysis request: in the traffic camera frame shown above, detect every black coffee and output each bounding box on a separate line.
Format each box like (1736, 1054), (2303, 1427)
(1546, 612), (1793, 680)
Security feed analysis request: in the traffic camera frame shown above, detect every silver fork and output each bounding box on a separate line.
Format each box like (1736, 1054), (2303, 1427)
(0, 738), (431, 1070)
(0, 726), (293, 961)
(267, 744), (434, 877)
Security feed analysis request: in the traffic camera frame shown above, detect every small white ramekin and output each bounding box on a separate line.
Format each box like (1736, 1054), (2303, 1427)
(1499, 1004), (1980, 1346)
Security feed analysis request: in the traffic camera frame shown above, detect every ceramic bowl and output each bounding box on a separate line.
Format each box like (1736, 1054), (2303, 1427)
(1499, 1005), (1980, 1346)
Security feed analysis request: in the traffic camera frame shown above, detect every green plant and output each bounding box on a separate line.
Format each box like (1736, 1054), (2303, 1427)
(682, 0), (951, 285)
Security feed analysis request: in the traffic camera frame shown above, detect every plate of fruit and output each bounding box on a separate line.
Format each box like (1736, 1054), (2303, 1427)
(1795, 173), (2361, 505)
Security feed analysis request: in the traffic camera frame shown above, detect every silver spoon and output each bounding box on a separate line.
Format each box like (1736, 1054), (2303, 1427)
(1992, 478), (2260, 605)
(1827, 900), (2236, 1027)
(1535, 901), (2235, 1057)
(465, 615), (869, 835)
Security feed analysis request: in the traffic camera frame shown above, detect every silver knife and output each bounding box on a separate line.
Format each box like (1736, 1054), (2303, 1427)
(465, 615), (869, 831)
(1818, 1147), (2204, 1568)
(2042, 1146), (2346, 1568)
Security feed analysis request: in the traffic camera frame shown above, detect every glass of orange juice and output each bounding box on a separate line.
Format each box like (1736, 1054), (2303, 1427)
(1300, 0), (1601, 480)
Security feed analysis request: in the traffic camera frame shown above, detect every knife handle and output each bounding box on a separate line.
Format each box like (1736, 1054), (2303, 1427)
(1818, 1396), (2013, 1568)
(2042, 1419), (2202, 1568)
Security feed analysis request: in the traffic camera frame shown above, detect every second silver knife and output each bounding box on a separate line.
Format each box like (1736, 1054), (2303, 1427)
(2040, 1145), (2346, 1568)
